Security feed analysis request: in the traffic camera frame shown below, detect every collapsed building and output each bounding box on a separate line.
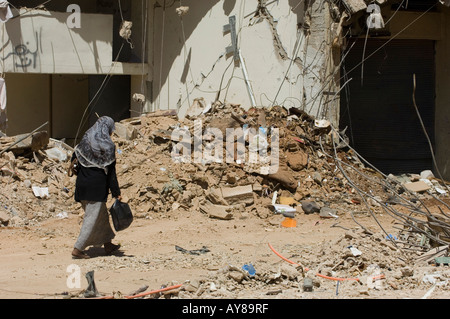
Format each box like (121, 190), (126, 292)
(0, 0), (448, 178)
(0, 0), (450, 298)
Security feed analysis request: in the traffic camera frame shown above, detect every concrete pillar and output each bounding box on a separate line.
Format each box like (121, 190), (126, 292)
(435, 6), (450, 180)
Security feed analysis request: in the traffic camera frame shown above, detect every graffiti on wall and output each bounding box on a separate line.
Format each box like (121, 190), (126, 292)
(2, 31), (39, 69)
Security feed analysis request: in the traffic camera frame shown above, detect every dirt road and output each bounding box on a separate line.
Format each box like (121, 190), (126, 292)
(0, 200), (448, 300)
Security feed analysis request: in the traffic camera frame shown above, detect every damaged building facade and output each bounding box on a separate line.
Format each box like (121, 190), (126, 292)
(0, 0), (449, 180)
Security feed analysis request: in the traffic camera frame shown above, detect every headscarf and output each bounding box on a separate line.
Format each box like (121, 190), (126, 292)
(75, 116), (116, 171)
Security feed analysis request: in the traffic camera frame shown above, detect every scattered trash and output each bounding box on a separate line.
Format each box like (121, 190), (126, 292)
(319, 207), (338, 219)
(302, 278), (313, 292)
(348, 245), (362, 257)
(434, 257), (450, 266)
(366, 264), (385, 290)
(386, 234), (397, 241)
(32, 186), (49, 199)
(242, 264), (256, 277)
(84, 271), (99, 298)
(273, 204), (296, 215)
(175, 245), (210, 255)
(281, 217), (297, 228)
(56, 212), (68, 219)
(45, 147), (67, 162)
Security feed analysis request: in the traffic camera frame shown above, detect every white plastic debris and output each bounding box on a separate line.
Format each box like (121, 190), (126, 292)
(273, 204), (296, 214)
(45, 147), (68, 162)
(32, 186), (49, 199)
(56, 212), (68, 219)
(349, 246), (362, 256)
(314, 119), (331, 129)
(420, 170), (435, 180)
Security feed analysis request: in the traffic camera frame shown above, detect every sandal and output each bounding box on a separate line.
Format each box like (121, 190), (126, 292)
(104, 243), (121, 255)
(72, 248), (90, 259)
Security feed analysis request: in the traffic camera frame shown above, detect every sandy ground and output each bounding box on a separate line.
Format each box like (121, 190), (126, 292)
(0, 199), (449, 300)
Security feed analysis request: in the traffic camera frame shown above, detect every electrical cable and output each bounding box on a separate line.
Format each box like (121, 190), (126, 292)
(94, 283), (183, 299)
(178, 0), (192, 109)
(74, 43), (125, 145)
(9, 0), (52, 20)
(318, 126), (450, 248)
(303, 2), (438, 113)
(272, 28), (304, 107)
(268, 243), (361, 282)
(412, 74), (450, 194)
(158, 0), (166, 110)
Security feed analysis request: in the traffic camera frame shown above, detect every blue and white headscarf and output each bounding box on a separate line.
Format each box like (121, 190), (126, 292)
(75, 116), (116, 170)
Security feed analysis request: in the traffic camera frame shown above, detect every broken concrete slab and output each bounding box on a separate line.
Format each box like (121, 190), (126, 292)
(0, 131), (49, 156)
(319, 207), (338, 218)
(206, 187), (229, 206)
(200, 202), (233, 220)
(221, 185), (254, 206)
(341, 0), (367, 14)
(404, 181), (431, 193)
(114, 122), (138, 140)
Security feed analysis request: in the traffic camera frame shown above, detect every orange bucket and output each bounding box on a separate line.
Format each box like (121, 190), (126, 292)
(281, 217), (297, 228)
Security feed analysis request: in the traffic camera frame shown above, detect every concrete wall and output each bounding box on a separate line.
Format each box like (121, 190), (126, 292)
(435, 6), (450, 180)
(4, 73), (49, 136)
(4, 73), (90, 139)
(0, 10), (114, 74)
(150, 0), (334, 122)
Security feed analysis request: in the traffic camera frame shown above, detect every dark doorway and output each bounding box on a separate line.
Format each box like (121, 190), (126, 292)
(340, 39), (435, 175)
(88, 75), (131, 127)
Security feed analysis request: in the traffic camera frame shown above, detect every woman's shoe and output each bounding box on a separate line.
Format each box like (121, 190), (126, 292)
(72, 248), (90, 259)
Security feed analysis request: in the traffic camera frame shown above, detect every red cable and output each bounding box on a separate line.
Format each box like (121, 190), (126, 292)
(93, 284), (183, 299)
(268, 243), (360, 282)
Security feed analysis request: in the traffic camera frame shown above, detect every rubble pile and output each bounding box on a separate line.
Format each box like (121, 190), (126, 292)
(1, 102), (450, 242)
(112, 101), (450, 251)
(173, 230), (450, 299)
(0, 136), (78, 227)
(1, 101), (450, 299)
(112, 102), (388, 222)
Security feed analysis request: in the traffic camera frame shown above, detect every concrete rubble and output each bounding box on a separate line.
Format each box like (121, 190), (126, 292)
(1, 100), (450, 298)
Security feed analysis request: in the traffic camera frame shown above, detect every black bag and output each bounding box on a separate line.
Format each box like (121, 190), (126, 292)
(109, 199), (133, 231)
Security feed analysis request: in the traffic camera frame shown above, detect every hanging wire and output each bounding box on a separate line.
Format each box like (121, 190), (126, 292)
(272, 28), (304, 107)
(9, 0), (52, 20)
(141, 0), (148, 98)
(74, 43), (125, 145)
(412, 74), (450, 194)
(178, 0), (192, 108)
(303, 1), (438, 112)
(157, 0), (167, 110)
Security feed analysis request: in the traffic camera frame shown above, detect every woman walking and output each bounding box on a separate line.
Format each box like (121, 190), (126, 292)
(71, 116), (122, 259)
